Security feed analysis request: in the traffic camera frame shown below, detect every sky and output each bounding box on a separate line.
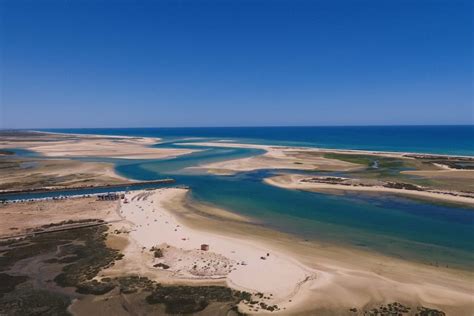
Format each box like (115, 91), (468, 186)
(1, 0), (472, 128)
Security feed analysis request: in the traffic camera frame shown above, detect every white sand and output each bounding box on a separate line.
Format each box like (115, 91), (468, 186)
(113, 188), (474, 315)
(0, 133), (197, 160)
(180, 141), (474, 159)
(265, 174), (474, 206)
(118, 188), (315, 312)
(181, 142), (358, 174)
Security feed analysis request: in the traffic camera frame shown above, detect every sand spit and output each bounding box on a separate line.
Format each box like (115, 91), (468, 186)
(181, 141), (474, 159)
(110, 188), (313, 313)
(264, 174), (474, 206)
(103, 188), (473, 315)
(181, 142), (359, 175)
(181, 142), (474, 175)
(0, 131), (197, 160)
(0, 131), (195, 191)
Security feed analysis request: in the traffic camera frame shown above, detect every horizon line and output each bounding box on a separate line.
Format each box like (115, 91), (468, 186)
(2, 123), (474, 130)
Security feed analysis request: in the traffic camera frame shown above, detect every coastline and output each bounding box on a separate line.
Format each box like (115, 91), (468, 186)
(12, 132), (472, 163)
(0, 131), (194, 192)
(182, 142), (361, 175)
(0, 130), (198, 160)
(0, 178), (174, 196)
(99, 188), (473, 315)
(180, 141), (474, 160)
(19, 131), (474, 160)
(30, 130), (163, 142)
(2, 131), (473, 314)
(264, 174), (474, 206)
(180, 141), (474, 176)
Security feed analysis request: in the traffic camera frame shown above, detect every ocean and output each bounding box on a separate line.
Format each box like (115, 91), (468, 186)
(41, 125), (474, 156)
(33, 126), (474, 270)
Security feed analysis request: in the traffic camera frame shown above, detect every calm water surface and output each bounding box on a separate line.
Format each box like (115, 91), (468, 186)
(41, 125), (474, 156)
(24, 127), (474, 269)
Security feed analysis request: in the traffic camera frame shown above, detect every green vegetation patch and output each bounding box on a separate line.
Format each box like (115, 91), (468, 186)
(0, 225), (122, 287)
(116, 275), (156, 294)
(146, 285), (251, 314)
(322, 153), (474, 192)
(324, 153), (411, 169)
(75, 280), (116, 295)
(0, 273), (28, 298)
(53, 226), (124, 288)
(0, 223), (251, 315)
(323, 152), (435, 185)
(349, 301), (445, 316)
(324, 153), (374, 166)
(0, 289), (70, 316)
(150, 246), (163, 258)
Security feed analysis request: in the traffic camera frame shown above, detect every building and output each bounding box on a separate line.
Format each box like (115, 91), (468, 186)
(200, 244), (209, 251)
(97, 193), (120, 201)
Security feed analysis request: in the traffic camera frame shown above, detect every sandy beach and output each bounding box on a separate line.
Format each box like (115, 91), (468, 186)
(100, 188), (313, 313)
(264, 174), (474, 206)
(182, 141), (474, 196)
(181, 141), (472, 174)
(3, 1), (472, 313)
(0, 131), (196, 191)
(2, 133), (473, 314)
(182, 142), (360, 175)
(96, 188), (473, 315)
(0, 131), (197, 160)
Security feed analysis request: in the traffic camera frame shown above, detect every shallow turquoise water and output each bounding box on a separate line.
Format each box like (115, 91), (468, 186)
(114, 143), (474, 270)
(14, 128), (474, 269)
(40, 126), (474, 156)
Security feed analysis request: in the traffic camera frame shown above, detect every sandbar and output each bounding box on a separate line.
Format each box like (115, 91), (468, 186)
(99, 188), (473, 315)
(264, 174), (474, 206)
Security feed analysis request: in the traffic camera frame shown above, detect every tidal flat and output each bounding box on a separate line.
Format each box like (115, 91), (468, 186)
(0, 130), (473, 315)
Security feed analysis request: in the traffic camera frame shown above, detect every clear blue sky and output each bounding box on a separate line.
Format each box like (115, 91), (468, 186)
(1, 0), (472, 128)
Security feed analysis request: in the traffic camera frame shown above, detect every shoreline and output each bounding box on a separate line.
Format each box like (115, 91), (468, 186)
(179, 141), (474, 178)
(179, 141), (474, 160)
(0, 130), (198, 160)
(2, 131), (473, 313)
(101, 188), (473, 315)
(0, 178), (175, 196)
(0, 157), (134, 192)
(106, 188), (317, 313)
(24, 131), (474, 160)
(2, 186), (472, 314)
(264, 174), (474, 206)
(29, 129), (163, 143)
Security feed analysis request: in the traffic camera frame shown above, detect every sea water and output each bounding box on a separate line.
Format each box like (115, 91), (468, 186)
(41, 125), (474, 156)
(32, 126), (474, 269)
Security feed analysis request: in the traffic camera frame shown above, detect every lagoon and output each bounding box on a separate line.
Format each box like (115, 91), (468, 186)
(31, 127), (474, 270)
